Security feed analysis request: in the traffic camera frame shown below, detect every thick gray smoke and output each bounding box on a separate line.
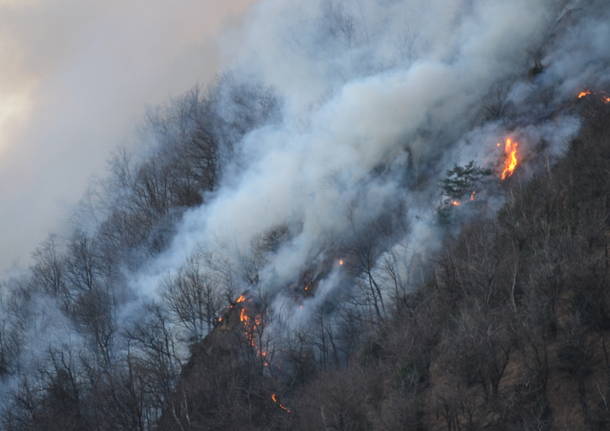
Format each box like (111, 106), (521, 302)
(132, 0), (600, 329)
(2, 0), (610, 414)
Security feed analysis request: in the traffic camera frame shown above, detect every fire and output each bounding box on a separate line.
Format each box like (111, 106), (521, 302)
(499, 137), (520, 180)
(338, 258), (345, 266)
(450, 200), (461, 207)
(234, 295), (269, 365)
(576, 89), (610, 103)
(470, 191), (476, 201)
(217, 294), (269, 364)
(271, 393), (292, 413)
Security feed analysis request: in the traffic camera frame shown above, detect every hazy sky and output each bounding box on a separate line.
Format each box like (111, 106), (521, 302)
(0, 0), (253, 272)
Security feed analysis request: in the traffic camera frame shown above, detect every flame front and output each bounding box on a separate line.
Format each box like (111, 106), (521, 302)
(576, 89), (610, 103)
(271, 393), (292, 413)
(499, 137), (520, 180)
(234, 296), (269, 366)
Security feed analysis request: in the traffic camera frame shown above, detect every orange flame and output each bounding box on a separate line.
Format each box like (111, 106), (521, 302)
(499, 138), (520, 180)
(576, 90), (610, 103)
(234, 295), (268, 364)
(450, 200), (461, 207)
(338, 258), (345, 266)
(271, 393), (292, 413)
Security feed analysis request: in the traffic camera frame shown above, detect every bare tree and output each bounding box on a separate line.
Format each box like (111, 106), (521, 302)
(162, 258), (222, 341)
(30, 235), (66, 297)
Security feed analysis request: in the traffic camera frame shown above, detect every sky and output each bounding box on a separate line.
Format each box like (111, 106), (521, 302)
(0, 0), (254, 272)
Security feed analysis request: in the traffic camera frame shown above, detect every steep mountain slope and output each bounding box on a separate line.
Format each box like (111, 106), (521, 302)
(160, 100), (609, 430)
(1, 2), (610, 431)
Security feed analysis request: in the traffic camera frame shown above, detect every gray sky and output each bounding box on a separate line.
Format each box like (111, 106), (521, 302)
(0, 0), (253, 272)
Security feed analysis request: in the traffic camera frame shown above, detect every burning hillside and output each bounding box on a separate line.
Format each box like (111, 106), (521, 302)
(1, 1), (610, 430)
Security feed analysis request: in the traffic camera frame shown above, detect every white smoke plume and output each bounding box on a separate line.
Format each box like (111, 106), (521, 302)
(133, 0), (602, 328)
(2, 0), (610, 414)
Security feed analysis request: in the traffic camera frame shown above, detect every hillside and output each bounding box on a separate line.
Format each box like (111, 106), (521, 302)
(1, 2), (609, 431)
(157, 100), (609, 430)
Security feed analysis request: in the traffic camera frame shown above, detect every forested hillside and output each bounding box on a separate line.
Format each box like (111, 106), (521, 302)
(0, 1), (609, 430)
(150, 98), (609, 431)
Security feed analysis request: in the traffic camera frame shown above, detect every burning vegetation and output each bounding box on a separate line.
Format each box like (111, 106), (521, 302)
(271, 393), (292, 413)
(439, 161), (491, 214)
(233, 294), (269, 366)
(499, 137), (520, 180)
(156, 108), (610, 431)
(577, 89), (610, 103)
(439, 135), (523, 217)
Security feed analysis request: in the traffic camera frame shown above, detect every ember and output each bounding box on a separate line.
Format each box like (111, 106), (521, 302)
(271, 393), (292, 413)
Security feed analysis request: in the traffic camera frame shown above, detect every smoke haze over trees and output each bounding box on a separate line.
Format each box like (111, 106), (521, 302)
(0, 0), (254, 271)
(0, 0), (609, 429)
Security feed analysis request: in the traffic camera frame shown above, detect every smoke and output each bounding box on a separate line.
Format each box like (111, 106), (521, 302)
(133, 0), (597, 320)
(0, 0), (254, 272)
(2, 0), (610, 414)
